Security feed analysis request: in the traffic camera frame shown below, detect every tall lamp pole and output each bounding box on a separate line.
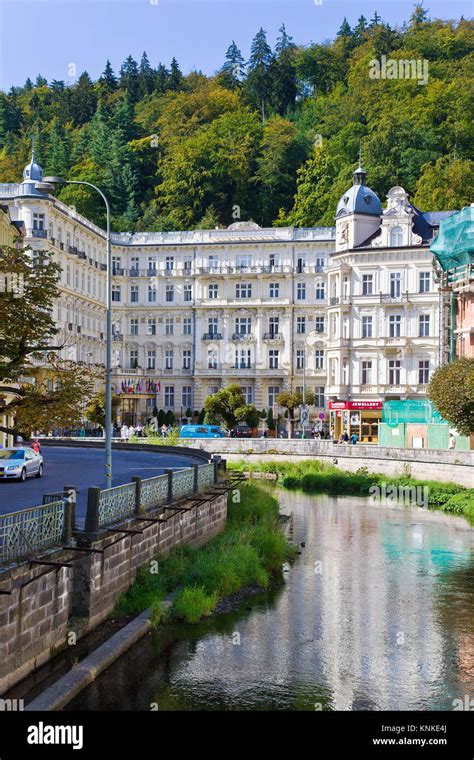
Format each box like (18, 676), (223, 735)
(37, 177), (113, 488)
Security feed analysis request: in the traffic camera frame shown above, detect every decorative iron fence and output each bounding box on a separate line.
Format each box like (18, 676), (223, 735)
(97, 483), (136, 528)
(172, 468), (196, 501)
(0, 500), (65, 565)
(140, 474), (169, 512)
(198, 462), (215, 490)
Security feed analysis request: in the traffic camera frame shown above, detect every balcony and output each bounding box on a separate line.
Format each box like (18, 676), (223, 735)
(379, 292), (410, 304)
(129, 268), (139, 277)
(77, 251), (87, 260)
(31, 229), (47, 238)
(263, 332), (283, 342)
(202, 333), (223, 341)
(112, 267), (124, 276)
(68, 246), (78, 255)
(113, 334), (123, 341)
(232, 333), (254, 342)
(147, 268), (158, 277)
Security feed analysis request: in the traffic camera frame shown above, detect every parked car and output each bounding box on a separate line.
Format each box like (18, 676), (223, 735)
(231, 424), (253, 438)
(0, 448), (44, 481)
(179, 424), (226, 439)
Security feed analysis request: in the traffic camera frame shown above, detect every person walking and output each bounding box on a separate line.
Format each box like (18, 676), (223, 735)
(31, 439), (41, 454)
(448, 432), (456, 450)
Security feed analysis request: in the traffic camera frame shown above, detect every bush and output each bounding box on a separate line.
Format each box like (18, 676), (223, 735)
(173, 586), (218, 623)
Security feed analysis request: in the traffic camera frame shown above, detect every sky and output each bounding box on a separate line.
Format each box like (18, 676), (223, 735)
(0, 0), (471, 90)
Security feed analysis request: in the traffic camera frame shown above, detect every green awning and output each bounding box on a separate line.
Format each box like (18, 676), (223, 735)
(431, 205), (474, 271)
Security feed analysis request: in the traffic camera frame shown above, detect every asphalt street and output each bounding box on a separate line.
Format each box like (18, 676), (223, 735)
(0, 446), (205, 524)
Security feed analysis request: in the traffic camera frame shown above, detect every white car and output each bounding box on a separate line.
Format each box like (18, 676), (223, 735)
(0, 447), (44, 481)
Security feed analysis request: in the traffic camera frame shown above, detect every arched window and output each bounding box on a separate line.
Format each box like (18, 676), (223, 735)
(390, 226), (403, 246)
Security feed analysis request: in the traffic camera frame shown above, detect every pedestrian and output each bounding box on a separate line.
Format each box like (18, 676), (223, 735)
(31, 439), (41, 454)
(161, 424), (167, 438)
(343, 430), (349, 443)
(121, 424), (129, 442)
(351, 432), (358, 445)
(448, 432), (456, 450)
(129, 424), (135, 439)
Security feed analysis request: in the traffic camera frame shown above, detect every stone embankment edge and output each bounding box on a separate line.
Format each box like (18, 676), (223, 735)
(38, 437), (211, 462)
(24, 601), (171, 712)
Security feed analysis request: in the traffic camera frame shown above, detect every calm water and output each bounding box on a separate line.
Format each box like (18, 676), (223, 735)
(68, 491), (474, 711)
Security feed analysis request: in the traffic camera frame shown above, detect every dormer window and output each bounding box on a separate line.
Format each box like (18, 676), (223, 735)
(390, 226), (403, 246)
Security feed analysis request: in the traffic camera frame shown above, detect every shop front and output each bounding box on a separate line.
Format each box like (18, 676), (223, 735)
(328, 401), (383, 443)
(118, 378), (160, 426)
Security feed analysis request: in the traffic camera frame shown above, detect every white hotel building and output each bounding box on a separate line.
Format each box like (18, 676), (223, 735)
(0, 154), (454, 441)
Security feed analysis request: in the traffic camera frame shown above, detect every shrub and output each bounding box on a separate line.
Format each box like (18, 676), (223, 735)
(173, 586), (218, 623)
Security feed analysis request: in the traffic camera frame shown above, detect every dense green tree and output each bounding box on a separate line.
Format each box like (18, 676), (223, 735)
(168, 58), (183, 91)
(99, 60), (118, 94)
(119, 55), (140, 101)
(428, 358), (474, 436)
(270, 24), (298, 114)
(68, 72), (97, 126)
(139, 51), (155, 95)
(220, 41), (246, 90)
(245, 27), (274, 119)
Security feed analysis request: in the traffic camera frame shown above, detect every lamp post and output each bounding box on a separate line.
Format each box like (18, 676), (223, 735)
(36, 177), (113, 488)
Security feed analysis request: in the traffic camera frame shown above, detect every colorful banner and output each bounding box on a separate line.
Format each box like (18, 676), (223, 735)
(329, 401), (382, 411)
(120, 379), (160, 395)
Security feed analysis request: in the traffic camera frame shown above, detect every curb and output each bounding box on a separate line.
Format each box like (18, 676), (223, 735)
(24, 606), (161, 711)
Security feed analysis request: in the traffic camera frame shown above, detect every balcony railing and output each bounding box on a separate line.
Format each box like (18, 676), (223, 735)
(31, 228), (47, 238)
(263, 332), (283, 340)
(202, 333), (223, 340)
(232, 332), (254, 341)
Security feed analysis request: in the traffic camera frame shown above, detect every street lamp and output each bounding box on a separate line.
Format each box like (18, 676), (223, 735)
(36, 176), (113, 489)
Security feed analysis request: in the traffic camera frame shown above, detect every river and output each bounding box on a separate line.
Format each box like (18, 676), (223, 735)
(67, 489), (474, 711)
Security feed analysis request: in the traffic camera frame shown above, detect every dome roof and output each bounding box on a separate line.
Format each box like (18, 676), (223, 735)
(336, 163), (382, 219)
(22, 150), (43, 182)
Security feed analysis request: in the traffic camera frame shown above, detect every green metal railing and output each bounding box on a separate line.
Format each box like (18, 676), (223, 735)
(0, 500), (66, 564)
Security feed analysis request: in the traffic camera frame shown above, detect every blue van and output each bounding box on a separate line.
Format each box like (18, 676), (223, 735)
(180, 424), (226, 439)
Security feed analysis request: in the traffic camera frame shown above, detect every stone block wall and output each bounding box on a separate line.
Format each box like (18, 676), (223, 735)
(0, 492), (227, 695)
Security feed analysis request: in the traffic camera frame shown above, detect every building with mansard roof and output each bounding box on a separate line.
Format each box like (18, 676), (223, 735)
(0, 153), (462, 443)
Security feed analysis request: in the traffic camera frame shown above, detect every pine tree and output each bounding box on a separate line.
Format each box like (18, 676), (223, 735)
(220, 41), (246, 90)
(275, 23), (294, 55)
(119, 55), (140, 101)
(99, 60), (118, 93)
(370, 11), (382, 27)
(245, 28), (274, 120)
(353, 16), (368, 46)
(139, 51), (155, 96)
(410, 4), (429, 27)
(35, 75), (48, 87)
(168, 58), (183, 91)
(47, 118), (71, 177)
(68, 72), (97, 126)
(270, 25), (297, 115)
(24, 78), (33, 91)
(155, 63), (169, 93)
(337, 18), (352, 39)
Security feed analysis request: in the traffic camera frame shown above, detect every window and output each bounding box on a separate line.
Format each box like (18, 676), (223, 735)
(147, 257), (157, 274)
(207, 348), (218, 369)
(361, 360), (372, 385)
(235, 349), (251, 369)
(183, 259), (192, 273)
(236, 283), (252, 299)
(362, 316), (373, 338)
(112, 285), (121, 302)
(315, 281), (325, 300)
(390, 226), (403, 246)
(148, 285), (157, 303)
(296, 349), (305, 370)
(207, 385), (219, 396)
(314, 349), (324, 369)
(297, 283), (306, 300)
(314, 386), (325, 408)
(269, 350), (279, 369)
(166, 284), (174, 302)
(269, 283), (279, 298)
(269, 254), (280, 271)
(269, 316), (280, 336)
(296, 257), (306, 273)
(296, 316), (306, 334)
(315, 316), (325, 333)
(164, 386), (174, 408)
(241, 386), (253, 404)
(208, 317), (218, 336)
(182, 386), (192, 408)
(130, 256), (139, 274)
(208, 255), (219, 271)
(362, 274), (373, 295)
(32, 213), (45, 230)
(147, 350), (156, 370)
(165, 256), (174, 272)
(129, 349), (138, 369)
(316, 257), (325, 271)
(419, 314), (430, 337)
(389, 314), (402, 338)
(130, 285), (138, 302)
(236, 254), (251, 270)
(418, 360), (429, 384)
(268, 386), (281, 407)
(165, 318), (174, 336)
(165, 350), (173, 370)
(390, 272), (401, 298)
(183, 317), (192, 335)
(182, 349), (191, 370)
(388, 359), (401, 385)
(147, 319), (156, 336)
(235, 317), (251, 336)
(419, 272), (431, 293)
(183, 284), (192, 302)
(130, 318), (138, 336)
(208, 284), (219, 299)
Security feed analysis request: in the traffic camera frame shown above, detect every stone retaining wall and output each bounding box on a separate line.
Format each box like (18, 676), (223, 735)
(0, 491), (227, 695)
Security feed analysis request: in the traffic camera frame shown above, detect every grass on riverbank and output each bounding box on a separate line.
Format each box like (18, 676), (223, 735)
(115, 483), (294, 624)
(228, 460), (474, 522)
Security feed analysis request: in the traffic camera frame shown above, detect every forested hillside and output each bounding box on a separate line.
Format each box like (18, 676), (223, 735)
(0, 6), (472, 231)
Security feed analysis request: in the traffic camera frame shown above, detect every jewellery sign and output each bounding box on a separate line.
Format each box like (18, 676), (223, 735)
(328, 401), (382, 410)
(120, 379), (160, 395)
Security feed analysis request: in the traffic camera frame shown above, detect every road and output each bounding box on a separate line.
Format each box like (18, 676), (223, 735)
(0, 446), (205, 524)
